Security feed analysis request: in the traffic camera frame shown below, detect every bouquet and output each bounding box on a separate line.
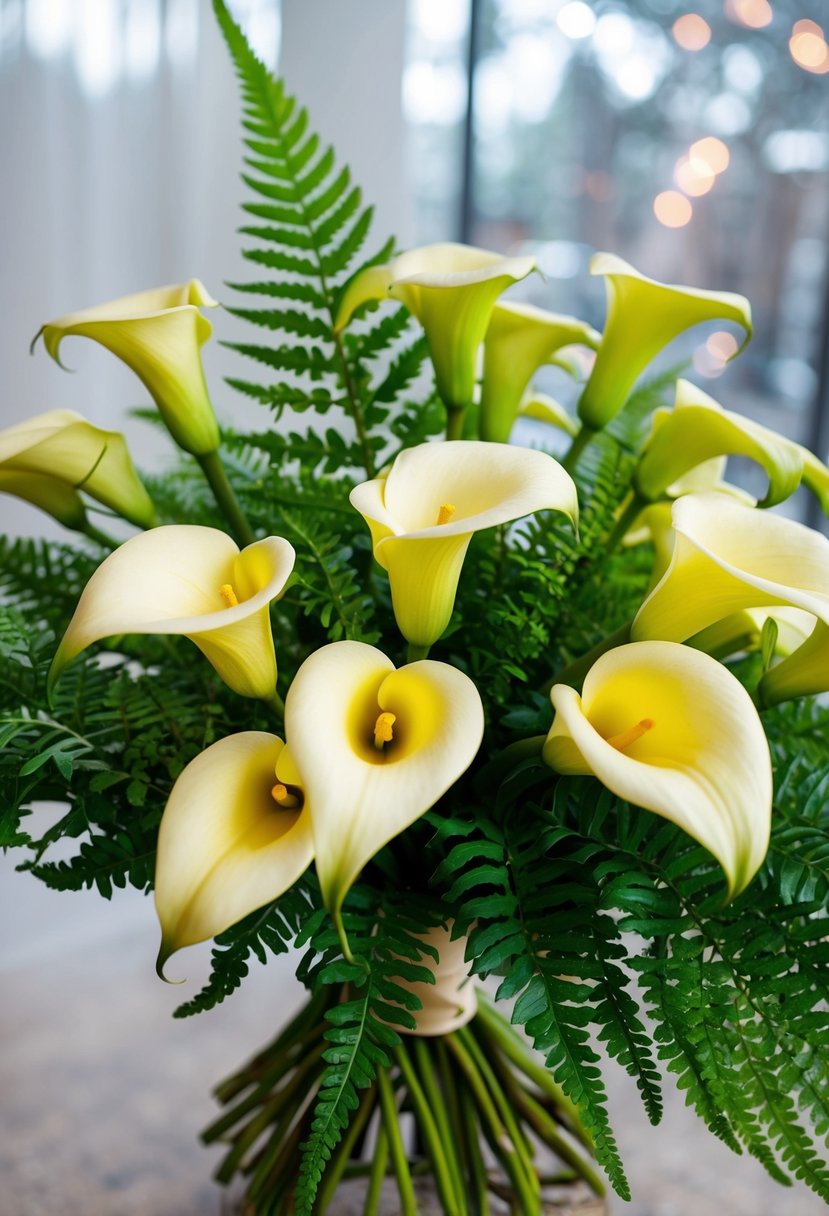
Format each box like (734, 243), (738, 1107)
(3, 4), (829, 1213)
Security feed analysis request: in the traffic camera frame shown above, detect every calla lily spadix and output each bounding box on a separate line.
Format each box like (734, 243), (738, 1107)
(544, 640), (772, 898)
(479, 302), (600, 443)
(34, 280), (221, 457)
(283, 641), (484, 917)
(0, 409), (155, 530)
(334, 243), (536, 417)
(349, 440), (578, 650)
(577, 254), (752, 431)
(634, 379), (808, 509)
(155, 731), (313, 977)
(50, 525), (295, 701)
(632, 492), (829, 706)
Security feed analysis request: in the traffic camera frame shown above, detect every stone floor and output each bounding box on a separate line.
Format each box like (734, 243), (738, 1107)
(1, 850), (824, 1216)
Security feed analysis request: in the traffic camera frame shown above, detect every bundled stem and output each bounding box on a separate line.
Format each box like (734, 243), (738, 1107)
(203, 987), (603, 1215)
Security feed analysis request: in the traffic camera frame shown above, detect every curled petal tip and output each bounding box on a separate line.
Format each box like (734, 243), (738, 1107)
(156, 944), (186, 985)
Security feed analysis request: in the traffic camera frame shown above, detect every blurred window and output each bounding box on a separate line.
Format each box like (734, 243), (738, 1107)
(405, 0), (829, 514)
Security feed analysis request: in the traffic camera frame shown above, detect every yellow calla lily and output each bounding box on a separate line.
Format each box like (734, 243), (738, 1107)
(155, 731), (313, 976)
(635, 379), (804, 508)
(283, 640), (484, 916)
(50, 524), (295, 700)
(631, 492), (829, 706)
(334, 243), (536, 418)
(799, 443), (829, 514)
(479, 303), (599, 442)
(544, 640), (772, 898)
(33, 280), (221, 457)
(0, 409), (155, 529)
(349, 440), (578, 651)
(518, 391), (579, 437)
(577, 254), (752, 431)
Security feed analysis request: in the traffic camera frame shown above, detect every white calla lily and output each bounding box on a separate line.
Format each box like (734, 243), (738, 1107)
(632, 493), (829, 706)
(544, 641), (772, 898)
(155, 731), (313, 976)
(283, 641), (484, 916)
(51, 525), (295, 700)
(334, 243), (536, 418)
(578, 254), (752, 430)
(479, 303), (599, 442)
(34, 280), (221, 456)
(350, 441), (578, 650)
(635, 379), (805, 508)
(0, 409), (155, 529)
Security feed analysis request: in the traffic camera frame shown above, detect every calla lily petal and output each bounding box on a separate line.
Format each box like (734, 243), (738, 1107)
(635, 380), (803, 508)
(335, 243), (536, 412)
(0, 470), (88, 530)
(51, 525), (295, 700)
(350, 440), (578, 648)
(155, 731), (313, 975)
(578, 254), (752, 430)
(34, 281), (221, 457)
(518, 392), (580, 437)
(283, 641), (484, 915)
(689, 606), (815, 661)
(544, 641), (772, 898)
(799, 444), (829, 514)
(631, 492), (829, 704)
(0, 409), (155, 528)
(479, 302), (599, 442)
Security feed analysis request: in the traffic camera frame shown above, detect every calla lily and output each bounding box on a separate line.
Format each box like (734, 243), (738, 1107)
(544, 640), (772, 897)
(634, 379), (804, 508)
(689, 606), (815, 662)
(799, 444), (829, 514)
(349, 440), (578, 650)
(0, 409), (155, 529)
(518, 391), (580, 437)
(34, 280), (221, 456)
(155, 731), (313, 976)
(50, 525), (295, 700)
(631, 493), (829, 706)
(283, 640), (484, 915)
(479, 303), (599, 442)
(577, 254), (752, 431)
(334, 243), (536, 416)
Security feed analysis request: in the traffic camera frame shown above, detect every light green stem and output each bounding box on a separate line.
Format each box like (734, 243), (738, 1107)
(363, 1123), (389, 1216)
(196, 449), (256, 547)
(605, 491), (648, 554)
(264, 690), (286, 719)
(317, 1086), (377, 1213)
(561, 424), (596, 473)
(446, 407), (466, 440)
(407, 642), (431, 663)
(395, 1042), (465, 1215)
(377, 1067), (418, 1216)
(413, 1039), (467, 1212)
(81, 521), (120, 548)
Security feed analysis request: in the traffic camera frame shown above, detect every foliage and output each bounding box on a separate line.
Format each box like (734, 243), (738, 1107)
(0, 3), (828, 1212)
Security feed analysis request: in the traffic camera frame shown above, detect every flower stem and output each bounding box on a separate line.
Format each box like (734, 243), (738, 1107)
(544, 620), (633, 694)
(196, 449), (256, 547)
(605, 491), (648, 554)
(394, 1042), (466, 1215)
(377, 1067), (418, 1216)
(407, 642), (431, 663)
(81, 521), (120, 548)
(560, 424), (596, 473)
(362, 1122), (389, 1216)
(446, 407), (466, 441)
(264, 690), (286, 719)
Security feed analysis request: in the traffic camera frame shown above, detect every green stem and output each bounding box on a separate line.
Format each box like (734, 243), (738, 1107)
(264, 690), (286, 719)
(407, 642), (431, 663)
(474, 996), (590, 1150)
(196, 449), (256, 547)
(332, 907), (358, 967)
(213, 989), (328, 1104)
(457, 1076), (491, 1215)
(317, 1085), (377, 1213)
(332, 329), (376, 479)
(457, 1026), (538, 1188)
(377, 1067), (418, 1216)
(446, 407), (466, 440)
(605, 491), (648, 555)
(363, 1122), (389, 1216)
(560, 424), (596, 473)
(413, 1038), (467, 1212)
(543, 620), (633, 696)
(81, 521), (120, 548)
(446, 1032), (541, 1216)
(394, 1042), (465, 1215)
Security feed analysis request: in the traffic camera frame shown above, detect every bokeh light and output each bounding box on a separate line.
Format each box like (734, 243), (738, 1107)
(707, 331), (740, 361)
(672, 13), (711, 51)
(724, 0), (774, 29)
(654, 190), (693, 227)
(690, 136), (730, 175)
(789, 22), (829, 75)
(556, 1), (596, 40)
(675, 154), (716, 196)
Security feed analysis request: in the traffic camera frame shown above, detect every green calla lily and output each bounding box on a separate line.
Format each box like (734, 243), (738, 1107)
(518, 391), (580, 438)
(479, 302), (599, 443)
(577, 254), (752, 431)
(34, 280), (221, 457)
(634, 379), (804, 508)
(334, 243), (536, 422)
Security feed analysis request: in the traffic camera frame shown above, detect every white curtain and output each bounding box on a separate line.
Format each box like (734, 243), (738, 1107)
(0, 0), (410, 538)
